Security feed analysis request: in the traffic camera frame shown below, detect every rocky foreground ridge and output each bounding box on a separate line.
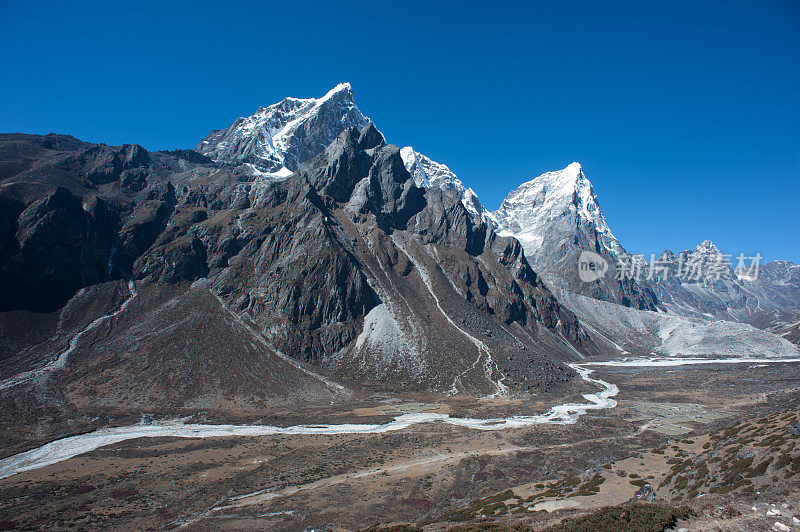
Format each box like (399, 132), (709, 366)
(0, 120), (586, 414)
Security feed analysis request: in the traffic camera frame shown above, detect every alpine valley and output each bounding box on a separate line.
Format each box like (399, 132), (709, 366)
(1, 84), (799, 532)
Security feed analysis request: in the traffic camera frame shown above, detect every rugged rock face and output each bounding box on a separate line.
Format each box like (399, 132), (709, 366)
(0, 120), (586, 411)
(0, 134), (166, 312)
(491, 162), (657, 310)
(0, 132), (351, 410)
(200, 124), (585, 392)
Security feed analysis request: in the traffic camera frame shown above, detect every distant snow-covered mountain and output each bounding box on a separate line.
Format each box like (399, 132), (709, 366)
(196, 83), (492, 221)
(646, 241), (800, 325)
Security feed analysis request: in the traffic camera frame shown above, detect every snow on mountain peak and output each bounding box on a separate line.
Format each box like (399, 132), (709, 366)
(401, 147), (461, 191)
(196, 83), (368, 175)
(694, 240), (721, 255)
(400, 147), (484, 219)
(491, 162), (616, 248)
(321, 82), (353, 100)
(198, 84), (487, 221)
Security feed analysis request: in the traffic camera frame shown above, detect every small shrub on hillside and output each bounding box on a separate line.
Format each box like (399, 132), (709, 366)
(540, 503), (692, 532)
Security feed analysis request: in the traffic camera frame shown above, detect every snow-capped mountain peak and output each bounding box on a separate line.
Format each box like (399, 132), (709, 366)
(693, 239), (722, 256)
(317, 81), (353, 100)
(197, 83), (368, 175)
(492, 162), (615, 244)
(400, 147), (484, 219)
(198, 84), (490, 219)
(488, 162), (656, 308)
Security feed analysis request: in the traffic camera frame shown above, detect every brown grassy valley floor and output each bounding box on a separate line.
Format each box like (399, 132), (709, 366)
(0, 362), (799, 531)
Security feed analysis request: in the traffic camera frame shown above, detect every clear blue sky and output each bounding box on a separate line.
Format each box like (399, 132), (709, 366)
(2, 0), (798, 261)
